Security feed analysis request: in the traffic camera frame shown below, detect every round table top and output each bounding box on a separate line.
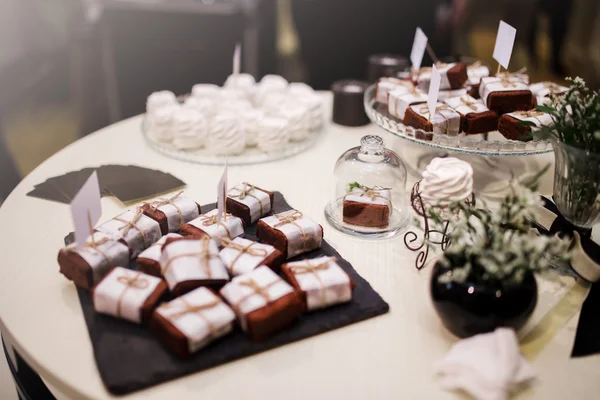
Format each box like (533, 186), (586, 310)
(1, 94), (599, 400)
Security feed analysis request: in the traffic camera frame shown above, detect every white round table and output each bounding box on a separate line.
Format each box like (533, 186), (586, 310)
(1, 94), (599, 399)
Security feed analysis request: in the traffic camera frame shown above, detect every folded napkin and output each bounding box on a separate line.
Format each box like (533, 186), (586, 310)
(435, 328), (536, 400)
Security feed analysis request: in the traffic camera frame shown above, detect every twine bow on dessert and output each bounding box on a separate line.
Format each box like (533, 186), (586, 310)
(221, 238), (268, 275)
(418, 104), (451, 133)
(162, 236), (216, 277)
(161, 298), (221, 338)
(115, 207), (148, 248)
(274, 211), (308, 252)
(68, 236), (114, 269)
(495, 67), (527, 86)
(233, 278), (282, 315)
(147, 191), (184, 226)
(459, 96), (478, 112)
(467, 61), (482, 71)
(513, 110), (547, 126)
(289, 257), (336, 307)
(344, 185), (392, 209)
(115, 272), (149, 318)
(200, 213), (233, 239)
(228, 183), (265, 215)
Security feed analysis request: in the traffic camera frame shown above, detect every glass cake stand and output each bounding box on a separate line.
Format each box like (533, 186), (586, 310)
(363, 84), (552, 156)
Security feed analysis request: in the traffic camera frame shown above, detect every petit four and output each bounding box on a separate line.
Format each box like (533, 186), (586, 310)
(142, 192), (201, 235)
(444, 95), (499, 135)
(404, 103), (461, 138)
(498, 110), (554, 141)
(226, 182), (274, 225)
(529, 81), (568, 106)
(417, 63), (468, 91)
(180, 209), (244, 246)
(97, 208), (162, 258)
(479, 76), (533, 114)
(437, 88), (468, 101)
(220, 237), (285, 276)
(375, 77), (414, 104)
(388, 87), (428, 121)
(137, 233), (182, 277)
(343, 184), (391, 228)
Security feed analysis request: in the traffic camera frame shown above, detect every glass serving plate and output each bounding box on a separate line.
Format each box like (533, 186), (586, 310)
(363, 84), (552, 156)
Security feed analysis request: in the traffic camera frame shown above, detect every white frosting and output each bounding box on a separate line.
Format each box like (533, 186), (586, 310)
(467, 64), (490, 85)
(191, 84), (220, 99)
(437, 88), (468, 101)
(410, 103), (461, 136)
(148, 194), (200, 233)
(288, 82), (314, 97)
(219, 266), (294, 331)
(155, 287), (235, 353)
(445, 95), (489, 115)
(239, 108), (264, 147)
(269, 102), (311, 141)
(388, 89), (428, 120)
(184, 96), (214, 114)
(146, 91), (177, 114)
(529, 82), (568, 99)
(137, 233), (182, 263)
(97, 209), (162, 258)
(187, 209), (244, 246)
(147, 105), (179, 143)
(376, 78), (414, 104)
(479, 76), (530, 106)
(506, 111), (554, 131)
(420, 157), (474, 206)
(344, 187), (392, 211)
(285, 256), (352, 311)
(93, 267), (162, 324)
(207, 112), (246, 155)
(219, 237), (276, 276)
(257, 116), (290, 153)
(159, 238), (229, 291)
(417, 63), (455, 91)
(260, 209), (322, 259)
(227, 182), (272, 223)
(171, 107), (208, 150)
(73, 232), (130, 284)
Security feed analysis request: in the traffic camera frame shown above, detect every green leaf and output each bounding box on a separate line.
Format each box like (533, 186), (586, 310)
(535, 105), (555, 114)
(347, 182), (362, 192)
(516, 120), (537, 128)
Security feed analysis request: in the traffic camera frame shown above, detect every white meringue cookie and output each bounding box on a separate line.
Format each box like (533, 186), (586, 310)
(257, 116), (290, 153)
(259, 74), (289, 91)
(147, 104), (179, 142)
(219, 98), (254, 114)
(267, 102), (311, 141)
(147, 90), (177, 114)
(420, 157), (474, 207)
(239, 108), (264, 147)
(288, 82), (315, 97)
(224, 73), (256, 98)
(296, 94), (324, 132)
(207, 112), (246, 155)
(171, 107), (208, 150)
(191, 84), (220, 99)
(184, 96), (214, 114)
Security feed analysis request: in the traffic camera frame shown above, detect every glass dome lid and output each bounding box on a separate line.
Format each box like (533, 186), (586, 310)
(324, 135), (409, 238)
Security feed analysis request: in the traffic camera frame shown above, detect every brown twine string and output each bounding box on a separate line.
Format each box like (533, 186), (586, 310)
(228, 183), (265, 216)
(467, 61), (482, 70)
(289, 257), (336, 307)
(68, 236), (114, 270)
(200, 214), (233, 239)
(221, 238), (268, 275)
(232, 278), (281, 315)
(115, 208), (147, 248)
(513, 110), (547, 126)
(162, 237), (216, 276)
(162, 297), (221, 338)
(343, 186), (392, 209)
(273, 211), (308, 253)
(542, 82), (564, 94)
(459, 96), (478, 112)
(148, 191), (184, 226)
(418, 104), (451, 133)
(115, 272), (149, 318)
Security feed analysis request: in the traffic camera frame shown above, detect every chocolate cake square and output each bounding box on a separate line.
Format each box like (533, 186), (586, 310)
(220, 266), (303, 341)
(388, 88), (428, 121)
(467, 63), (489, 88)
(151, 287), (236, 358)
(498, 110), (554, 141)
(141, 192), (201, 235)
(180, 209), (245, 246)
(220, 237), (285, 276)
(404, 103), (461, 137)
(256, 209), (323, 259)
(444, 95), (499, 134)
(96, 208), (162, 258)
(281, 256), (354, 311)
(342, 185), (391, 228)
(529, 81), (568, 106)
(137, 233), (182, 277)
(479, 77), (533, 114)
(468, 84), (481, 99)
(58, 232), (130, 290)
(438, 88), (468, 101)
(417, 62), (468, 91)
(226, 183), (274, 225)
(92, 267), (167, 324)
(159, 236), (229, 297)
(375, 77), (414, 104)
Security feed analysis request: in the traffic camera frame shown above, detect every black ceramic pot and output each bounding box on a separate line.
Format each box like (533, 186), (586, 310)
(430, 262), (538, 338)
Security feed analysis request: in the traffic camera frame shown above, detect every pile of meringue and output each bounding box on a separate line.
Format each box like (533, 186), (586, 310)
(145, 74), (324, 155)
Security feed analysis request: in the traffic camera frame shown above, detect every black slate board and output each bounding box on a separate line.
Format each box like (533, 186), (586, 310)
(71, 192), (390, 395)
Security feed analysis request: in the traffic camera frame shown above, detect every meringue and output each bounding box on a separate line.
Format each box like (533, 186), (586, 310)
(171, 107), (207, 150)
(207, 112), (246, 155)
(184, 96), (214, 114)
(146, 90), (178, 114)
(147, 104), (179, 142)
(420, 157), (473, 207)
(224, 73), (256, 98)
(239, 108), (264, 147)
(288, 82), (315, 97)
(296, 94), (324, 132)
(191, 84), (220, 99)
(259, 74), (289, 91)
(257, 116), (290, 153)
(268, 102), (311, 141)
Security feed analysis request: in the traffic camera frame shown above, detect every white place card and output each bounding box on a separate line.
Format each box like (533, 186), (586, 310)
(493, 20), (517, 70)
(217, 160), (228, 223)
(428, 64), (441, 118)
(233, 43), (241, 76)
(410, 27), (428, 71)
(71, 171), (102, 250)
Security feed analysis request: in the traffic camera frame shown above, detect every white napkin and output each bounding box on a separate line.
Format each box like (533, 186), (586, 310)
(434, 328), (536, 400)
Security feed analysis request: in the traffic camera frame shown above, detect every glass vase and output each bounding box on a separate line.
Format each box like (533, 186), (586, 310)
(552, 140), (600, 229)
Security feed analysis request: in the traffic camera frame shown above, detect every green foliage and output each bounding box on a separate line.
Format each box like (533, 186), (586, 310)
(347, 182), (363, 192)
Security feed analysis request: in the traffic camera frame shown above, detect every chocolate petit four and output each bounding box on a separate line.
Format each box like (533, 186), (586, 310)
(388, 87), (428, 121)
(151, 287), (236, 358)
(466, 62), (490, 99)
(417, 63), (468, 91)
(159, 236), (229, 296)
(529, 81), (568, 106)
(342, 185), (391, 228)
(437, 88), (468, 101)
(375, 77), (414, 104)
(96, 208), (162, 258)
(226, 183), (274, 225)
(444, 95), (499, 135)
(220, 266), (303, 341)
(180, 209), (245, 246)
(281, 256), (354, 311)
(498, 110), (554, 141)
(58, 232), (130, 290)
(404, 103), (461, 139)
(141, 192), (201, 235)
(256, 209), (323, 259)
(479, 76), (533, 114)
(93, 267), (167, 324)
(220, 237), (285, 276)
(137, 233), (182, 277)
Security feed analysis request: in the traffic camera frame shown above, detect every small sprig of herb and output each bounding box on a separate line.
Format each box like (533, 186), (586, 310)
(347, 182), (363, 192)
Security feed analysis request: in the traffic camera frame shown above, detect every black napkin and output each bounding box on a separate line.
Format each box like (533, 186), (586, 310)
(28, 165), (185, 204)
(66, 193), (389, 394)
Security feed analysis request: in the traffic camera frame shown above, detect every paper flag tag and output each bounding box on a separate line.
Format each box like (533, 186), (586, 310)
(217, 160), (228, 223)
(233, 43), (241, 76)
(493, 20), (516, 70)
(70, 171), (101, 250)
(427, 64), (441, 118)
(410, 27), (428, 71)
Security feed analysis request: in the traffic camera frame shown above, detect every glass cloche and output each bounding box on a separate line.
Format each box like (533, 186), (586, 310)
(324, 135), (409, 238)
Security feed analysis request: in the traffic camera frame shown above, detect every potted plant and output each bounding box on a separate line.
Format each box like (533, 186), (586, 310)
(533, 77), (600, 229)
(428, 180), (571, 338)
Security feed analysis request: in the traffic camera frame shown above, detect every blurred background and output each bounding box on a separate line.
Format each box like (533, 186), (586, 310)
(0, 0), (599, 202)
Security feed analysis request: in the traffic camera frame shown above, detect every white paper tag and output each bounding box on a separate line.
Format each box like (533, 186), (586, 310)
(233, 43), (241, 76)
(71, 171), (101, 250)
(217, 160), (228, 223)
(410, 27), (428, 71)
(427, 64), (441, 118)
(493, 20), (516, 70)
